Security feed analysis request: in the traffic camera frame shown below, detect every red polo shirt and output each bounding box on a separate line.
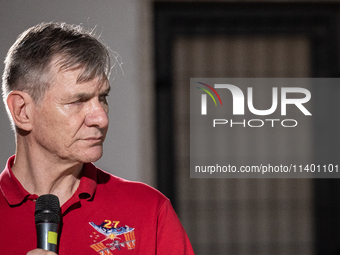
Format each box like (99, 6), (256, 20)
(0, 155), (194, 254)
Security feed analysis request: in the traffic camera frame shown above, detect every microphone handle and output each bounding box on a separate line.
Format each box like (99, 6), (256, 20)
(36, 222), (59, 252)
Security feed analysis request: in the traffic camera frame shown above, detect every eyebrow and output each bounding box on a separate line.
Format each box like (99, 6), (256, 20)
(72, 86), (111, 100)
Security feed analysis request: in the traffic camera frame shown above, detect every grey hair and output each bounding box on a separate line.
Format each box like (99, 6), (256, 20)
(2, 22), (112, 130)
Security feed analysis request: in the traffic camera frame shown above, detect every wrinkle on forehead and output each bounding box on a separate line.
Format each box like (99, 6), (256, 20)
(48, 57), (109, 90)
(54, 55), (109, 85)
(51, 67), (110, 103)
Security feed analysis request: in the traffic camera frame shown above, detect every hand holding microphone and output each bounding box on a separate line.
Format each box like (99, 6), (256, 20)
(26, 249), (58, 255)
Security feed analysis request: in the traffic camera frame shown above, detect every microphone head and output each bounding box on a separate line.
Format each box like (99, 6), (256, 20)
(35, 194), (60, 224)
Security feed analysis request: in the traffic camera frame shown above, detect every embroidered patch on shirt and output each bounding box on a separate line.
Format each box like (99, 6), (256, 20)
(89, 220), (135, 254)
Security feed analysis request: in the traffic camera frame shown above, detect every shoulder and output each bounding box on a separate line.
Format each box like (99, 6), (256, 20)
(94, 166), (169, 209)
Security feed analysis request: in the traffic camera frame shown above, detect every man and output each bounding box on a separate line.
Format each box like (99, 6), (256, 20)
(0, 22), (194, 255)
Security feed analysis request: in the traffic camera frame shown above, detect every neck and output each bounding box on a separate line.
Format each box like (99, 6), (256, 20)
(12, 138), (83, 206)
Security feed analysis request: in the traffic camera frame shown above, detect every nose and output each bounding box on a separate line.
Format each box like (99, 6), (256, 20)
(84, 99), (109, 129)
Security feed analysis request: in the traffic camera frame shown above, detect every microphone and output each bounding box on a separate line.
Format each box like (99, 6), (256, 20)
(35, 194), (61, 252)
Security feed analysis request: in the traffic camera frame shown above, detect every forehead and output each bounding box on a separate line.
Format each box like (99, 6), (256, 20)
(47, 61), (110, 95)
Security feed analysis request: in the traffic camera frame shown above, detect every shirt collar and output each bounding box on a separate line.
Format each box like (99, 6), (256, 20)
(75, 162), (98, 200)
(0, 155), (32, 206)
(0, 155), (98, 207)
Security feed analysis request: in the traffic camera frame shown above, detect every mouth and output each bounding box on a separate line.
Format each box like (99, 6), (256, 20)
(83, 137), (104, 144)
(85, 137), (102, 140)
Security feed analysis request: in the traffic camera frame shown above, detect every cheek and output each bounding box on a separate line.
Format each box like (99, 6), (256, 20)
(33, 110), (72, 142)
(40, 104), (82, 128)
(56, 105), (87, 128)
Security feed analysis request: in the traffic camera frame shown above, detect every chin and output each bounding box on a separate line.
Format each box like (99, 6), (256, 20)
(79, 147), (103, 163)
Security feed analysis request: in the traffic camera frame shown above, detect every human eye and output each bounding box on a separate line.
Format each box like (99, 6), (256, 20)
(99, 93), (109, 104)
(71, 96), (90, 105)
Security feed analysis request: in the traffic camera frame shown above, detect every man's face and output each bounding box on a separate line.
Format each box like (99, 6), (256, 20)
(30, 64), (110, 164)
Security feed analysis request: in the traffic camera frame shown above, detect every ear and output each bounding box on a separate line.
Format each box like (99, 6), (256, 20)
(6, 91), (34, 132)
